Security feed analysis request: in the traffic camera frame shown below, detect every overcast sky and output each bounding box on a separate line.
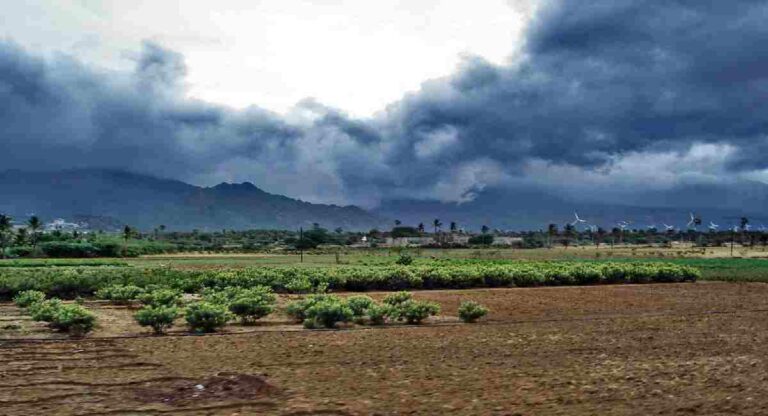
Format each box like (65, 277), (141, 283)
(1, 0), (767, 207)
(1, 0), (532, 116)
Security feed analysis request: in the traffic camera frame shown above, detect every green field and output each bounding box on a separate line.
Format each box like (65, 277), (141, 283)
(2, 247), (768, 282)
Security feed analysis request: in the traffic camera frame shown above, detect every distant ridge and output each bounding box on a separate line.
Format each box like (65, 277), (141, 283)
(0, 169), (384, 231)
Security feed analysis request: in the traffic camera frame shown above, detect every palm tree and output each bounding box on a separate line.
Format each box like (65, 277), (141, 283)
(15, 227), (28, 246)
(432, 219), (442, 234)
(449, 221), (457, 233)
(740, 217), (749, 231)
(394, 219), (402, 227)
(123, 225), (133, 242)
(0, 214), (12, 259)
(481, 225), (490, 234)
(417, 223), (425, 234)
(547, 223), (558, 248)
(27, 215), (42, 248)
(563, 223), (575, 249)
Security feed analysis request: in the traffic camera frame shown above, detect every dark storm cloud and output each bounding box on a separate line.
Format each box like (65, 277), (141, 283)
(2, 1), (768, 205)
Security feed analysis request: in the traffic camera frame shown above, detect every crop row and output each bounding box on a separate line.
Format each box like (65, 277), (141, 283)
(0, 262), (699, 300)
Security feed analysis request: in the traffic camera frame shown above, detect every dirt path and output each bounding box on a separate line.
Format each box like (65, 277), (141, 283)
(3, 282), (768, 415)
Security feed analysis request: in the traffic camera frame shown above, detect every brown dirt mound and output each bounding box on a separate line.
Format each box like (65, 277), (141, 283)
(133, 372), (279, 406)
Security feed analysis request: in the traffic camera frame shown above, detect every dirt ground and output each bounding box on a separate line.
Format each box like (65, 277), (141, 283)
(3, 282), (768, 415)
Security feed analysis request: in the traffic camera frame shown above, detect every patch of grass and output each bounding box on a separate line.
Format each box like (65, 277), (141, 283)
(0, 258), (130, 268)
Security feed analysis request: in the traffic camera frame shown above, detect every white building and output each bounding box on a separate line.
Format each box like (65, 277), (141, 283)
(491, 236), (524, 246)
(384, 236), (436, 247)
(44, 218), (82, 232)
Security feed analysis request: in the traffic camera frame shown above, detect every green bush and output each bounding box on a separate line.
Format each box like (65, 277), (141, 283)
(40, 242), (100, 258)
(95, 285), (145, 305)
(395, 254), (414, 266)
(29, 298), (63, 322)
(138, 288), (183, 307)
(50, 304), (96, 336)
(285, 294), (336, 323)
(468, 234), (494, 245)
(303, 298), (353, 329)
(457, 301), (489, 323)
(389, 300), (440, 324)
(135, 305), (179, 334)
(184, 302), (231, 333)
(13, 290), (46, 308)
(383, 291), (413, 306)
(366, 303), (392, 325)
(228, 287), (277, 324)
(346, 295), (375, 317)
(0, 261), (702, 301)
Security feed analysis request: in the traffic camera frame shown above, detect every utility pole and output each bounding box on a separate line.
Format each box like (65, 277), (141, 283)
(731, 229), (735, 258)
(299, 227), (304, 263)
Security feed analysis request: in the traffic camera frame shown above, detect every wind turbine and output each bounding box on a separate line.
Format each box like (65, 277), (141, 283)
(687, 213), (697, 229)
(708, 222), (719, 231)
(571, 212), (587, 228)
(663, 223), (675, 232)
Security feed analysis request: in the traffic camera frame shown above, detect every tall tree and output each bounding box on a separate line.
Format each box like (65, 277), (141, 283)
(563, 223), (575, 249)
(0, 214), (12, 259)
(27, 215), (42, 248)
(433, 219), (442, 234)
(15, 227), (28, 246)
(740, 216), (750, 231)
(123, 225), (133, 242)
(449, 221), (457, 233)
(547, 223), (558, 248)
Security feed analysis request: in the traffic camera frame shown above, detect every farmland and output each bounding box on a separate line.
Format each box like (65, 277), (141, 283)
(2, 249), (768, 415)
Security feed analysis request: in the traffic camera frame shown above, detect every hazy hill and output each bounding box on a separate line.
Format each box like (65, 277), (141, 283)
(376, 184), (768, 231)
(0, 169), (384, 231)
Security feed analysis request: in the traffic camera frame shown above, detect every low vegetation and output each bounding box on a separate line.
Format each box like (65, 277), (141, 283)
(0, 261), (701, 300)
(184, 302), (231, 333)
(13, 290), (46, 308)
(458, 300), (489, 323)
(134, 305), (180, 334)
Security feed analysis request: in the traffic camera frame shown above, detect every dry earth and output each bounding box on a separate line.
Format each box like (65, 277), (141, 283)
(3, 282), (768, 415)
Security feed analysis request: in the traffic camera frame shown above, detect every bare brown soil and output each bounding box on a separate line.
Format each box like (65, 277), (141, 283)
(3, 282), (768, 415)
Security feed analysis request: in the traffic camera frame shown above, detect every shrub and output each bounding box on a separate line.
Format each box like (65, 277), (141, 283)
(228, 287), (277, 324)
(366, 303), (392, 326)
(389, 300), (440, 324)
(13, 290), (46, 308)
(40, 242), (100, 258)
(457, 301), (489, 323)
(29, 298), (63, 322)
(468, 234), (494, 245)
(50, 305), (96, 336)
(184, 302), (231, 333)
(383, 291), (413, 306)
(135, 306), (179, 334)
(303, 298), (353, 329)
(96, 285), (145, 305)
(395, 254), (414, 266)
(346, 295), (375, 317)
(285, 294), (336, 323)
(138, 288), (182, 307)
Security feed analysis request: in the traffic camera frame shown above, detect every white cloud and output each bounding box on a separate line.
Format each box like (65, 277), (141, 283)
(0, 0), (533, 117)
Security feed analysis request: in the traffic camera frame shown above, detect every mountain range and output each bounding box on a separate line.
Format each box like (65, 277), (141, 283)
(0, 169), (383, 231)
(0, 169), (766, 231)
